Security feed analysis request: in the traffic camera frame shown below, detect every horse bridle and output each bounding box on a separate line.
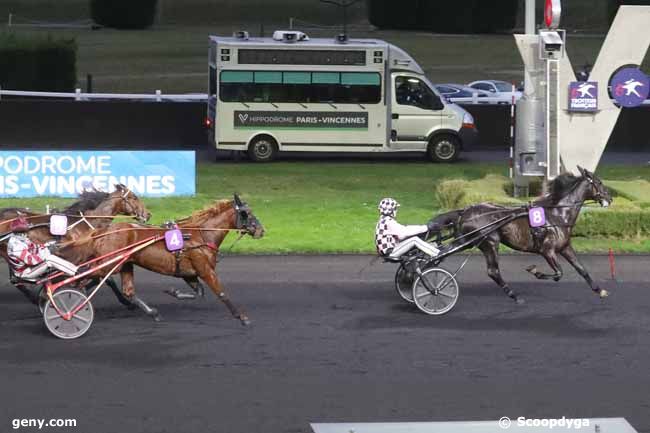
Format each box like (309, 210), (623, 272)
(112, 187), (146, 221)
(234, 201), (251, 230)
(582, 173), (608, 204)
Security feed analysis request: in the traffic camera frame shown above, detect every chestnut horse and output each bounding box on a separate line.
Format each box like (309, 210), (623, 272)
(61, 195), (264, 325)
(0, 184), (151, 304)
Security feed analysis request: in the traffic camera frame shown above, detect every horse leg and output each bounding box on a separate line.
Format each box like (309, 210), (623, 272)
(194, 258), (250, 326)
(479, 241), (525, 304)
(99, 276), (136, 310)
(120, 263), (162, 321)
(560, 245), (609, 298)
(164, 276), (206, 300)
(525, 250), (563, 281)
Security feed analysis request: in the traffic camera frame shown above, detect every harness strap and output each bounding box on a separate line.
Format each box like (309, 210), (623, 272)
(67, 212), (95, 231)
(174, 251), (183, 277)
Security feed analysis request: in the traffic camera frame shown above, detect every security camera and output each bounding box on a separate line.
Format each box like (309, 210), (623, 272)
(539, 30), (565, 59)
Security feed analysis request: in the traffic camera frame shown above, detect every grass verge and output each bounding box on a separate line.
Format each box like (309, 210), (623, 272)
(1, 161), (650, 254)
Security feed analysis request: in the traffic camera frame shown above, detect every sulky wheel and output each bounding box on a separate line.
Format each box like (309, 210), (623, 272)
(43, 289), (94, 340)
(394, 263), (416, 303)
(412, 267), (459, 315)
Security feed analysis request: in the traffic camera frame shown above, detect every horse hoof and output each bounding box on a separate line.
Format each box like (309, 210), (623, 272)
(165, 289), (196, 300)
(153, 314), (163, 322)
(599, 289), (610, 298)
(240, 316), (251, 326)
(515, 297), (526, 305)
(525, 265), (537, 274)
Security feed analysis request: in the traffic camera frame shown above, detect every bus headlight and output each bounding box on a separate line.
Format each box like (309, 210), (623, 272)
(462, 112), (475, 129)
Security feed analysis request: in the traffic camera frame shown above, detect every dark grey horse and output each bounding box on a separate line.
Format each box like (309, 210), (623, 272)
(430, 166), (613, 304)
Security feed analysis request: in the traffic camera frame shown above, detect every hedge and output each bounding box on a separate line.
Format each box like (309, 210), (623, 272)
(90, 0), (157, 30)
(573, 209), (650, 238)
(366, 0), (519, 33)
(0, 33), (76, 92)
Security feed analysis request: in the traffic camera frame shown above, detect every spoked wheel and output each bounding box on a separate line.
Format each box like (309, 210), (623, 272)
(394, 263), (416, 303)
(412, 267), (459, 315)
(43, 289), (94, 340)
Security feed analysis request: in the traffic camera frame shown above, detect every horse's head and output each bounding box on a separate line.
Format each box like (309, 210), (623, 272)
(577, 166), (612, 208)
(233, 194), (264, 239)
(111, 184), (151, 222)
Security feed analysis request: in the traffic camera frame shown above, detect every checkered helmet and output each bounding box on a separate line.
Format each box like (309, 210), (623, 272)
(378, 198), (400, 217)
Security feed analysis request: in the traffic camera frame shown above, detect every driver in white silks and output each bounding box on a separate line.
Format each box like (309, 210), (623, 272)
(7, 217), (79, 280)
(375, 198), (441, 259)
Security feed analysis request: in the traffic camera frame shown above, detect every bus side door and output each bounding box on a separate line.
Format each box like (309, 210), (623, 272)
(390, 74), (444, 149)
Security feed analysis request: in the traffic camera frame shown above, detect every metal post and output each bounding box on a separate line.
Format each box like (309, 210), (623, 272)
(525, 0), (536, 35)
(513, 0), (536, 197)
(289, 17), (294, 30)
(86, 74), (93, 93)
(8, 13), (12, 26)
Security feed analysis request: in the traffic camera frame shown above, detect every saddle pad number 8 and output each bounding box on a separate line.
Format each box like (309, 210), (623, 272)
(528, 207), (546, 227)
(165, 229), (184, 251)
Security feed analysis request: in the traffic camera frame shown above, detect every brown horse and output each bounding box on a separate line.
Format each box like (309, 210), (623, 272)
(429, 167), (613, 304)
(61, 195), (264, 325)
(0, 184), (151, 303)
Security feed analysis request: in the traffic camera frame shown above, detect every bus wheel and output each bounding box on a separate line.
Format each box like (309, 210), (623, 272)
(428, 135), (460, 163)
(248, 136), (278, 162)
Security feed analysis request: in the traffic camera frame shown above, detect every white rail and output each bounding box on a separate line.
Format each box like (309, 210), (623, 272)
(0, 88), (207, 102)
(1, 88), (648, 105)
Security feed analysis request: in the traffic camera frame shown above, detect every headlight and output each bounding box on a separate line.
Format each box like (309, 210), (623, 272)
(462, 112), (475, 127)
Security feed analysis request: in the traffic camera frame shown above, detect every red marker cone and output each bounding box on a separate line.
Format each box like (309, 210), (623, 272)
(608, 248), (616, 281)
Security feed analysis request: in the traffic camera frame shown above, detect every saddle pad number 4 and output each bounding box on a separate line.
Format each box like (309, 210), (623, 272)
(528, 207), (546, 227)
(165, 229), (184, 251)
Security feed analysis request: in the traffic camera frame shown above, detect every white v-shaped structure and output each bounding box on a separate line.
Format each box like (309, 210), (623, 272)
(515, 6), (650, 175)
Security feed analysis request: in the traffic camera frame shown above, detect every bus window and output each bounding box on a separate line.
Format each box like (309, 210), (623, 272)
(395, 76), (442, 110)
(219, 70), (381, 104)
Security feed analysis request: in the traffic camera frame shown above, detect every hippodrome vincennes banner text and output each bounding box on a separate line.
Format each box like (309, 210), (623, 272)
(0, 151), (195, 197)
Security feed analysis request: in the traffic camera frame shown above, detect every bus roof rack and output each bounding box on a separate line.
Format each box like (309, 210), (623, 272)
(233, 30), (249, 40)
(272, 30), (310, 43)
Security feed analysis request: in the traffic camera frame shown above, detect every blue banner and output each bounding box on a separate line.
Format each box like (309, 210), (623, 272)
(0, 151), (195, 197)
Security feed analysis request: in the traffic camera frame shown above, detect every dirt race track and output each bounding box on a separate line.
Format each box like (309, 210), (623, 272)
(1, 254), (649, 433)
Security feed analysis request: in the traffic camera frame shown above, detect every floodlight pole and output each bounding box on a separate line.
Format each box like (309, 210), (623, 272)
(319, 0), (360, 36)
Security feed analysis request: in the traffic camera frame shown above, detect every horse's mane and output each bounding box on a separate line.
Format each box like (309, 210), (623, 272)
(177, 200), (233, 224)
(535, 172), (583, 205)
(60, 190), (111, 214)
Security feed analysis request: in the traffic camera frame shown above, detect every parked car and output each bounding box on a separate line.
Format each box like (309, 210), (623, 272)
(467, 80), (522, 104)
(434, 84), (493, 104)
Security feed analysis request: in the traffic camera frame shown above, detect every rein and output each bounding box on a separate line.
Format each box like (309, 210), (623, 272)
(56, 226), (245, 248)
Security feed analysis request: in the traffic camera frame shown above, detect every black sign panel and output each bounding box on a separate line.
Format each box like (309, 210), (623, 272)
(234, 111), (368, 129)
(238, 49), (366, 66)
